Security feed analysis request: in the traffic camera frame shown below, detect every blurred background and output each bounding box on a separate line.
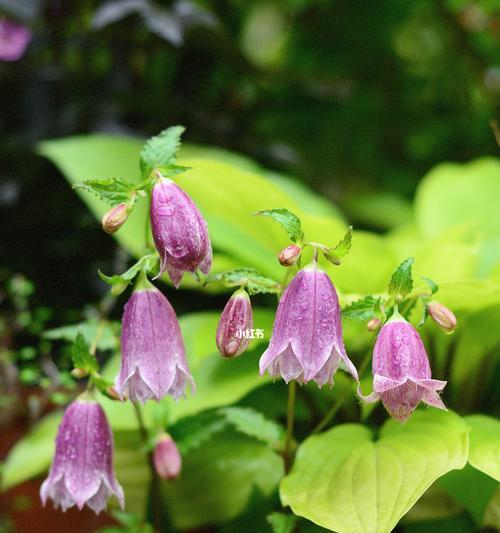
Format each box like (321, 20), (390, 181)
(0, 0), (499, 531)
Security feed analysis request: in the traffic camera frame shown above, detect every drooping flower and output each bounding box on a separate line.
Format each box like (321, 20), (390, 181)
(359, 313), (447, 423)
(216, 287), (253, 358)
(115, 283), (194, 403)
(259, 263), (358, 386)
(40, 397), (124, 514)
(150, 178), (212, 288)
(0, 19), (31, 61)
(153, 433), (181, 481)
(278, 244), (301, 267)
(427, 301), (457, 333)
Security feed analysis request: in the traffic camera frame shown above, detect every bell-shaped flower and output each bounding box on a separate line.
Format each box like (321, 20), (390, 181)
(150, 178), (212, 288)
(216, 288), (253, 358)
(0, 19), (31, 61)
(153, 433), (182, 481)
(259, 263), (358, 386)
(40, 397), (124, 514)
(359, 313), (447, 423)
(115, 282), (194, 403)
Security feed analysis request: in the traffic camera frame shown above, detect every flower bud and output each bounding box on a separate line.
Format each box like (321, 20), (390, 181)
(0, 19), (31, 62)
(71, 368), (88, 379)
(153, 434), (181, 481)
(367, 318), (381, 332)
(216, 288), (253, 358)
(427, 301), (457, 333)
(101, 203), (130, 234)
(278, 244), (301, 267)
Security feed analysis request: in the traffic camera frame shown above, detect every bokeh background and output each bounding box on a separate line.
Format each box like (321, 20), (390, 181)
(0, 0), (499, 532)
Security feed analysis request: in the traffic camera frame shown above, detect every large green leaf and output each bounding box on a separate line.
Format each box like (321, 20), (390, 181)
(39, 134), (397, 295)
(162, 429), (283, 528)
(280, 410), (468, 533)
(465, 415), (500, 482)
(1, 411), (62, 491)
(415, 157), (500, 276)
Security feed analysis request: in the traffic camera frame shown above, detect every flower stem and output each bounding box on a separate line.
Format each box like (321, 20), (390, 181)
(133, 402), (167, 532)
(284, 380), (297, 474)
(312, 349), (373, 434)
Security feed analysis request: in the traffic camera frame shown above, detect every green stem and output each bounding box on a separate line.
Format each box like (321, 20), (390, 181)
(284, 380), (297, 474)
(312, 349), (373, 434)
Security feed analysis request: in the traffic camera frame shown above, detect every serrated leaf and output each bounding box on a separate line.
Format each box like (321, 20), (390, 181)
(255, 208), (304, 244)
(333, 225), (353, 256)
(43, 320), (119, 351)
(140, 126), (185, 177)
(342, 296), (382, 321)
(388, 257), (414, 301)
(98, 254), (159, 293)
(73, 177), (136, 205)
(205, 268), (281, 295)
(169, 411), (228, 455)
(280, 410), (468, 533)
(72, 332), (98, 374)
(267, 512), (299, 533)
(422, 276), (439, 295)
(220, 407), (285, 448)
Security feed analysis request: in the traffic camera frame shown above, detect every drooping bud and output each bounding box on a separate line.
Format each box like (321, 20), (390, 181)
(101, 202), (130, 234)
(367, 318), (381, 332)
(150, 178), (212, 288)
(40, 396), (124, 514)
(153, 433), (181, 481)
(216, 288), (253, 358)
(259, 263), (358, 386)
(427, 301), (457, 333)
(359, 314), (447, 423)
(115, 283), (194, 403)
(278, 244), (301, 267)
(0, 19), (31, 62)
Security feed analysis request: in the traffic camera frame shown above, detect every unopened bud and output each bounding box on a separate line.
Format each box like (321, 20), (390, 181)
(106, 386), (121, 401)
(101, 203), (130, 234)
(367, 318), (381, 332)
(216, 288), (253, 358)
(153, 434), (181, 481)
(71, 368), (88, 379)
(278, 244), (301, 267)
(427, 301), (457, 333)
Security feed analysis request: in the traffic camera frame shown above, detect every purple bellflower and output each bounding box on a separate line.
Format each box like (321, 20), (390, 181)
(0, 19), (31, 61)
(216, 288), (253, 358)
(359, 312), (447, 423)
(259, 263), (358, 386)
(115, 282), (194, 403)
(153, 433), (182, 481)
(150, 178), (212, 288)
(40, 397), (124, 514)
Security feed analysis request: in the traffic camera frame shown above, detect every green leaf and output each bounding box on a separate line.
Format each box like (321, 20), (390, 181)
(343, 296), (382, 321)
(98, 254), (159, 293)
(43, 320), (119, 351)
(169, 411), (228, 455)
(465, 415), (500, 482)
(72, 332), (98, 374)
(162, 429), (283, 529)
(255, 208), (304, 244)
(205, 268), (281, 295)
(220, 407), (285, 448)
(388, 257), (414, 302)
(267, 512), (299, 533)
(323, 226), (353, 266)
(74, 177), (136, 206)
(422, 276), (439, 295)
(1, 411), (62, 490)
(280, 410), (468, 533)
(140, 126), (185, 177)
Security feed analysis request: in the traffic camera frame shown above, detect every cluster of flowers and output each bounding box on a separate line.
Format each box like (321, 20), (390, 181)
(41, 173), (455, 515)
